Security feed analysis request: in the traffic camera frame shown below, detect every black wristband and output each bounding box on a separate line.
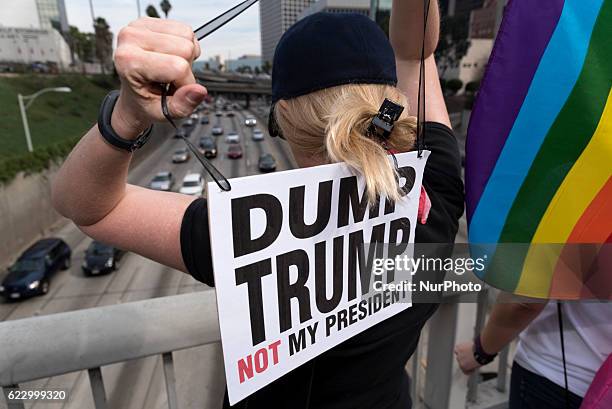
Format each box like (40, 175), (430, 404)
(473, 334), (498, 365)
(97, 90), (153, 152)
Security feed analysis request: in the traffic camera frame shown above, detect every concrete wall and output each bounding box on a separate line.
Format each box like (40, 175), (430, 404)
(0, 164), (62, 267)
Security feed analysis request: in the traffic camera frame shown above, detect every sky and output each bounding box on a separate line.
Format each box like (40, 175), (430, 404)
(63, 0), (261, 62)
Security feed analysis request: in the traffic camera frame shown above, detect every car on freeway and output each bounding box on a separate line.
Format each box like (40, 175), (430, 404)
(244, 116), (257, 127)
(226, 111), (235, 117)
(82, 241), (125, 276)
(201, 116), (210, 124)
(172, 148), (190, 163)
(174, 128), (187, 139)
(179, 173), (204, 196)
(199, 137), (217, 158)
(149, 171), (174, 191)
(0, 238), (71, 300)
(190, 113), (198, 120)
(212, 125), (224, 135)
(215, 111), (223, 117)
(227, 144), (243, 159)
(225, 131), (240, 144)
(185, 118), (194, 127)
(258, 153), (277, 172)
(252, 128), (264, 141)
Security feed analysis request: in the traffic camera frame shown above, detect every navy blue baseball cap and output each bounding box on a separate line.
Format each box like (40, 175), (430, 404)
(271, 12), (397, 104)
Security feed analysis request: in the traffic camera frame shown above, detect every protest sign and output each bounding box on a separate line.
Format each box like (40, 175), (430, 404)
(207, 151), (429, 404)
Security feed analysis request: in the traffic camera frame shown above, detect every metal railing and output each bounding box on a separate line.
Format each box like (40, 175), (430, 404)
(0, 291), (220, 409)
(0, 286), (509, 409)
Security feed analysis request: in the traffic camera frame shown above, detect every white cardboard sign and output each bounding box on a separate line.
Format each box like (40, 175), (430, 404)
(207, 151), (429, 404)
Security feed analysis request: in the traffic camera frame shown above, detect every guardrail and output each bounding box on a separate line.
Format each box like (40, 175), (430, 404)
(0, 286), (509, 409)
(0, 291), (220, 409)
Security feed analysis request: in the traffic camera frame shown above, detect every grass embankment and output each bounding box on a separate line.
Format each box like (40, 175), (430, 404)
(0, 74), (119, 183)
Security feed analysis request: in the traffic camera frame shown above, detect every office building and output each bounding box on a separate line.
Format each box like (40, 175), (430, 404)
(441, 0), (507, 90)
(0, 0), (71, 68)
(226, 55), (262, 72)
(0, 27), (71, 68)
(193, 55), (223, 72)
(0, 0), (69, 34)
(259, 0), (315, 66)
(36, 0), (69, 33)
(299, 0), (392, 19)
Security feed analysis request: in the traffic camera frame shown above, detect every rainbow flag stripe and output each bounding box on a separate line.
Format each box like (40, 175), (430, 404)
(465, 0), (612, 299)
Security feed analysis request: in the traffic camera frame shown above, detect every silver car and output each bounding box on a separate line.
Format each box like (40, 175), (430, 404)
(244, 116), (257, 127)
(252, 128), (264, 141)
(149, 171), (174, 191)
(172, 148), (190, 163)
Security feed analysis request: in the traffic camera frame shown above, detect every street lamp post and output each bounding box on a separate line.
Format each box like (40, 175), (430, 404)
(17, 87), (72, 153)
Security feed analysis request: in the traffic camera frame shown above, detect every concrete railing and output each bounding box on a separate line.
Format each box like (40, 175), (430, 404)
(0, 285), (509, 409)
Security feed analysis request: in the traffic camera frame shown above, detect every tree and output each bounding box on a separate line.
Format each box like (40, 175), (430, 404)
(146, 5), (160, 18)
(446, 78), (463, 95)
(465, 80), (480, 94)
(254, 66), (261, 75)
(262, 60), (272, 74)
(435, 15), (471, 77)
(69, 25), (95, 64)
(94, 17), (113, 74)
(159, 0), (172, 18)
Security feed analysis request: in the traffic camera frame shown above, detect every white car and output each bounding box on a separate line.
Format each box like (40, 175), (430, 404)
(179, 173), (204, 196)
(212, 126), (224, 135)
(225, 131), (240, 144)
(244, 116), (257, 127)
(252, 129), (264, 141)
(190, 113), (198, 120)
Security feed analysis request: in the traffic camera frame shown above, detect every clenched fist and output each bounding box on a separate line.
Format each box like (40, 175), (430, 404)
(111, 17), (207, 138)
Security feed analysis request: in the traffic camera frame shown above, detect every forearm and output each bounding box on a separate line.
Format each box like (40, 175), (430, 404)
(51, 105), (147, 227)
(390, 0), (440, 60)
(480, 296), (547, 354)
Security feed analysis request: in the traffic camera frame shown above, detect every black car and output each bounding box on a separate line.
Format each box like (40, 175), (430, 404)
(82, 241), (125, 276)
(174, 128), (187, 139)
(199, 137), (218, 158)
(0, 238), (71, 300)
(200, 116), (210, 124)
(258, 153), (277, 172)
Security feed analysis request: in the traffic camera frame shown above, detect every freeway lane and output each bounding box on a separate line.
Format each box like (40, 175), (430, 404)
(0, 100), (297, 409)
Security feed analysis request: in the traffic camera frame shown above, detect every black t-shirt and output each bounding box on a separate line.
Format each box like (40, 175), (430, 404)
(180, 122), (464, 409)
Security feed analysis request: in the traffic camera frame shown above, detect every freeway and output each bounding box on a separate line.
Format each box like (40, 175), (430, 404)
(0, 98), (467, 409)
(0, 100), (297, 409)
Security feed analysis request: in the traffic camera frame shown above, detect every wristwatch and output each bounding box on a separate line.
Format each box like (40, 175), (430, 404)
(473, 334), (498, 365)
(97, 90), (153, 152)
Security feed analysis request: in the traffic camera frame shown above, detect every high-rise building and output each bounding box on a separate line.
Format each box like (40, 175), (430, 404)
(35, 0), (69, 33)
(469, 0), (506, 39)
(0, 0), (68, 33)
(259, 0), (315, 66)
(0, 0), (71, 68)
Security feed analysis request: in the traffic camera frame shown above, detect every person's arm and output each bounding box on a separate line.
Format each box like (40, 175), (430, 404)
(390, 0), (450, 127)
(454, 294), (548, 374)
(51, 17), (207, 272)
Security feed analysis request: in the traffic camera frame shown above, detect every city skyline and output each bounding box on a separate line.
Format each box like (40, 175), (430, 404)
(63, 0), (262, 61)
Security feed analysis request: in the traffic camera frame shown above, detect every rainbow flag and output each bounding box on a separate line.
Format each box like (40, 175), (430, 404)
(465, 0), (612, 300)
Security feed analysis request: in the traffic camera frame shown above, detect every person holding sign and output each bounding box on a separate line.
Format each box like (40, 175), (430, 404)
(51, 0), (463, 407)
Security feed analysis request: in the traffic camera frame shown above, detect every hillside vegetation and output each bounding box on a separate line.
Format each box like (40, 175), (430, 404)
(0, 74), (118, 183)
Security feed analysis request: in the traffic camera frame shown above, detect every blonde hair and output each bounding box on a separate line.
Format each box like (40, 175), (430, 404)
(274, 83), (417, 203)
